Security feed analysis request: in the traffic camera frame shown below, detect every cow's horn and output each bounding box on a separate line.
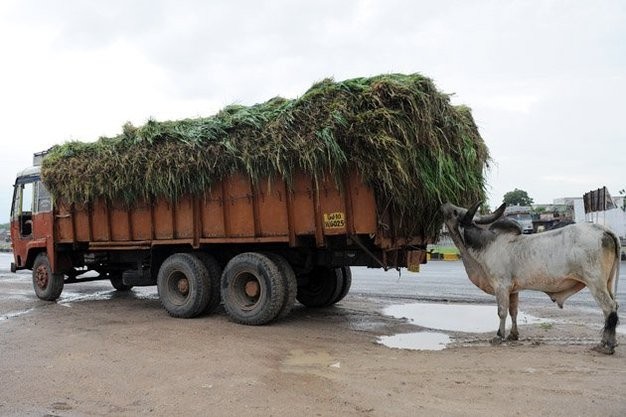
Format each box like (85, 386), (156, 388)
(475, 203), (507, 225)
(462, 202), (481, 225)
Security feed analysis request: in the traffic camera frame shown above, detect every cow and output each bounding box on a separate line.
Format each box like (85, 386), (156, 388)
(442, 202), (620, 354)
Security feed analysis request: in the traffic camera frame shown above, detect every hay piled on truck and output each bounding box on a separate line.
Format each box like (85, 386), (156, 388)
(41, 73), (489, 239)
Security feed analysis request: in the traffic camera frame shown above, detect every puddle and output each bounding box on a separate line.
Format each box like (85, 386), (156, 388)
(378, 332), (450, 351)
(379, 302), (552, 351)
(384, 302), (549, 333)
(280, 349), (341, 379)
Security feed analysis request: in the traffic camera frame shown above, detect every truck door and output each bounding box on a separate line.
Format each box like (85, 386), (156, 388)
(12, 181), (35, 238)
(11, 175), (53, 270)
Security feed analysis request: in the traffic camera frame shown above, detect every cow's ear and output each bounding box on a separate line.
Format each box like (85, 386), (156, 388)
(462, 202), (481, 226)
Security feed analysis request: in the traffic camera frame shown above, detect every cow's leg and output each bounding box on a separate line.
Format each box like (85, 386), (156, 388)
(507, 292), (519, 341)
(587, 282), (619, 354)
(491, 288), (510, 345)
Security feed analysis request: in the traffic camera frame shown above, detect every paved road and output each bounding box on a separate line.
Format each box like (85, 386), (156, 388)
(2, 252), (625, 315)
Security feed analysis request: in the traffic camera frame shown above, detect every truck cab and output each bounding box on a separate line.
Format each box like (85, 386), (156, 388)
(10, 154), (68, 301)
(10, 163), (55, 272)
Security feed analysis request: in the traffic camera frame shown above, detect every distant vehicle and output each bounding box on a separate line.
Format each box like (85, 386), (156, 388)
(504, 205), (534, 234)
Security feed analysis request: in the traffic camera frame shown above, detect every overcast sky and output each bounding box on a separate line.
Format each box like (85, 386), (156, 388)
(1, 0), (624, 222)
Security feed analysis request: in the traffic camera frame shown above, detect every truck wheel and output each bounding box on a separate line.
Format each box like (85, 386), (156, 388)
(32, 253), (64, 301)
(264, 253), (297, 320)
(296, 267), (343, 308)
(331, 266), (352, 305)
(157, 253), (211, 318)
(109, 273), (133, 292)
(194, 252), (223, 314)
(221, 252), (286, 325)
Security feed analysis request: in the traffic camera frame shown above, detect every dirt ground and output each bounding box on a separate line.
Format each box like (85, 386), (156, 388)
(0, 284), (624, 417)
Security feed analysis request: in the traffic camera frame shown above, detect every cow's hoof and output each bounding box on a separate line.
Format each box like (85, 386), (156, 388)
(591, 343), (615, 355)
(506, 333), (519, 341)
(490, 337), (504, 346)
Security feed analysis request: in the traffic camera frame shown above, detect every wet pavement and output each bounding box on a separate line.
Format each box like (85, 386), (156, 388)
(1, 252), (625, 351)
(353, 261), (626, 350)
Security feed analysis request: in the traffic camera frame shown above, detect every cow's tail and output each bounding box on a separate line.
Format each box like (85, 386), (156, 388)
(616, 252), (621, 303)
(607, 230), (620, 302)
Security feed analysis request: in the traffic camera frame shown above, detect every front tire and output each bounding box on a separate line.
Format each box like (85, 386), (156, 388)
(157, 253), (211, 318)
(32, 253), (64, 301)
(221, 252), (286, 325)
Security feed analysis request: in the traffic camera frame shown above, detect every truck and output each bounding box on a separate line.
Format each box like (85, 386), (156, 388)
(10, 152), (426, 325)
(10, 74), (489, 325)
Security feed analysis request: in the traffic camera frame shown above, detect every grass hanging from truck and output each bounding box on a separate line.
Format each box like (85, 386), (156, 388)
(41, 73), (490, 239)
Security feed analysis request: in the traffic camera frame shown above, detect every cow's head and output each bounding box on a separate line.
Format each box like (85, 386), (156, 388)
(442, 202), (509, 250)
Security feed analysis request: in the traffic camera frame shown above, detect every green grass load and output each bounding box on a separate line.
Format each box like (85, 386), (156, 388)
(42, 73), (489, 239)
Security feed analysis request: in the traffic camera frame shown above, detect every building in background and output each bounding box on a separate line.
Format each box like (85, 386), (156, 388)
(554, 188), (625, 242)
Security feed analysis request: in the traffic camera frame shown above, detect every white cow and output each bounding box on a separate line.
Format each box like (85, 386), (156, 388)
(442, 202), (620, 354)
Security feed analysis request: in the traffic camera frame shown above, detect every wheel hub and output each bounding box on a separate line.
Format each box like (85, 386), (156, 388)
(177, 278), (189, 295)
(244, 280), (260, 298)
(35, 265), (49, 289)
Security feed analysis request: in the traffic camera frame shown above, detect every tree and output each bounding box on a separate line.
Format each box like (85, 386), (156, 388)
(503, 188), (533, 206)
(479, 204), (491, 215)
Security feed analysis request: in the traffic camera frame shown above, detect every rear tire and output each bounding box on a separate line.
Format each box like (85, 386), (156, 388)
(32, 253), (64, 301)
(264, 253), (297, 320)
(157, 253), (211, 318)
(296, 267), (342, 308)
(221, 252), (286, 325)
(331, 266), (352, 305)
(194, 252), (223, 314)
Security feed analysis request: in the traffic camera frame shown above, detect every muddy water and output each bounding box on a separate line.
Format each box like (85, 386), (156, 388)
(378, 302), (551, 351)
